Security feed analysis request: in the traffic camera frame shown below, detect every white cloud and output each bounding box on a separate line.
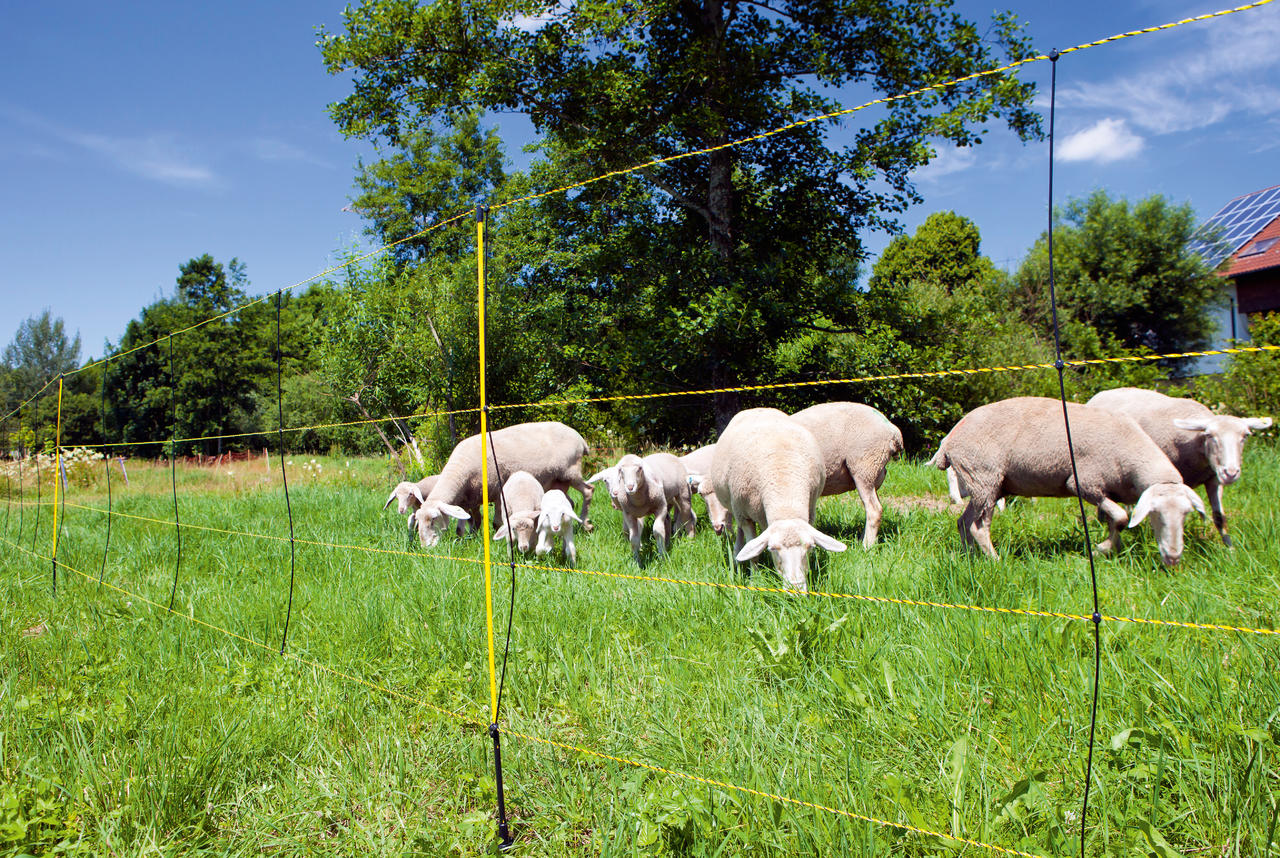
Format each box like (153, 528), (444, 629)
(249, 138), (330, 168)
(499, 0), (574, 32)
(914, 145), (977, 182)
(1058, 118), (1144, 163)
(69, 132), (216, 186)
(1056, 4), (1280, 134)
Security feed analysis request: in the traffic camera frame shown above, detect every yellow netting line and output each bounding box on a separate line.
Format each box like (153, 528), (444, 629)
(487, 345), (1280, 414)
(489, 0), (1276, 213)
(0, 535), (479, 727)
(34, 500), (1279, 636)
(501, 726), (1047, 858)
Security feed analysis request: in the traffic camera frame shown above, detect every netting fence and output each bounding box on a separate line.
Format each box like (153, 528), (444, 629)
(3, 3), (1279, 855)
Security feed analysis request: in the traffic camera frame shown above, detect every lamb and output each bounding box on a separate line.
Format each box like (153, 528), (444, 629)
(384, 474), (439, 514)
(710, 408), (846, 591)
(1087, 387), (1271, 547)
(789, 402), (904, 548)
(679, 445), (732, 534)
(492, 471), (545, 554)
(930, 396), (1205, 566)
(587, 452), (695, 564)
(413, 421), (593, 547)
(535, 489), (582, 565)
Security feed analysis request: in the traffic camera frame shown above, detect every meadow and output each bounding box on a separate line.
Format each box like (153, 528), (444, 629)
(1, 447), (1277, 857)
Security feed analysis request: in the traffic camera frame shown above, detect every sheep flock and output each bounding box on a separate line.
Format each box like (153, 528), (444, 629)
(382, 389), (1271, 589)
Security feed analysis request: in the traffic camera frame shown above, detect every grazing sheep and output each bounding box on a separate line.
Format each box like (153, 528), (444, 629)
(587, 453), (694, 563)
(710, 408), (846, 591)
(679, 445), (732, 534)
(790, 402), (903, 548)
(384, 475), (439, 514)
(535, 489), (582, 565)
(930, 397), (1204, 566)
(1087, 387), (1272, 547)
(413, 421), (593, 547)
(492, 471), (545, 554)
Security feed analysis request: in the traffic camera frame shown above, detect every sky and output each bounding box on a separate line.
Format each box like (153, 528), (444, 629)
(2, 0), (1278, 362)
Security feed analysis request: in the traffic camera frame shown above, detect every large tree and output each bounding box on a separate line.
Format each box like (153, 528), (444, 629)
(2, 310), (82, 407)
(320, 0), (1041, 428)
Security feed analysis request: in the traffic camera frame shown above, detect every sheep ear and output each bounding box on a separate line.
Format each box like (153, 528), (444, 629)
(439, 503), (471, 521)
(409, 483), (426, 503)
(493, 524), (508, 541)
(1173, 417), (1211, 433)
(586, 467), (614, 485)
(687, 473), (704, 492)
(383, 491), (398, 510)
(567, 508), (583, 523)
(406, 513), (416, 530)
(1245, 417), (1273, 431)
(736, 528), (772, 562)
(806, 523), (846, 553)
(1182, 485), (1206, 518)
(1128, 490), (1155, 529)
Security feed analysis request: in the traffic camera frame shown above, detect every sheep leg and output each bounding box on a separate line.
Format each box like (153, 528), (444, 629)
(968, 503), (999, 559)
(1093, 497), (1128, 555)
(853, 473), (884, 548)
(573, 478), (595, 532)
(563, 522), (577, 566)
(653, 503), (670, 555)
(625, 513), (644, 564)
(675, 495), (696, 536)
(1205, 479), (1231, 547)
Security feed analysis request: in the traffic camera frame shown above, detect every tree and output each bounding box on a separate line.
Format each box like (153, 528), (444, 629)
(2, 310), (82, 406)
(319, 0), (1041, 428)
(1012, 190), (1225, 374)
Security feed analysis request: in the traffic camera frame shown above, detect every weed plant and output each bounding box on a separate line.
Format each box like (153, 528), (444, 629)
(1, 450), (1277, 856)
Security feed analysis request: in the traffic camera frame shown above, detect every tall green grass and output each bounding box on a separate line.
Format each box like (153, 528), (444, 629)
(1, 449), (1277, 856)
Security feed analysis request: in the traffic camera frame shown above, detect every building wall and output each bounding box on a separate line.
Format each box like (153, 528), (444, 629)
(1189, 281), (1251, 375)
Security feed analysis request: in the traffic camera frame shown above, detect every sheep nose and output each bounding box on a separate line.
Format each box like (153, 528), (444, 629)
(1160, 552), (1180, 567)
(1221, 467), (1240, 484)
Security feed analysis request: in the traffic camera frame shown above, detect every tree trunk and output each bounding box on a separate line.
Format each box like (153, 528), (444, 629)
(425, 314), (459, 446)
(348, 391), (407, 477)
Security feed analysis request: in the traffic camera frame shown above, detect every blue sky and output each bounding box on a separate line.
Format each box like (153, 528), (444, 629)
(3, 0), (1278, 361)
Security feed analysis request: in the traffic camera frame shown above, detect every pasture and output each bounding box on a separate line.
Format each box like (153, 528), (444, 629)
(1, 448), (1278, 856)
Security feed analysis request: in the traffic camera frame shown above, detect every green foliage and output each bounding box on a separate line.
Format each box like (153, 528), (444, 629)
(1013, 190), (1225, 377)
(1189, 312), (1280, 421)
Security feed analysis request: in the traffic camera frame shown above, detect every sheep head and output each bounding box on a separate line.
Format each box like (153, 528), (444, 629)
(384, 481), (426, 514)
(1173, 415), (1272, 486)
(413, 500), (471, 547)
(1128, 483), (1205, 566)
(736, 519), (846, 591)
(494, 511), (539, 553)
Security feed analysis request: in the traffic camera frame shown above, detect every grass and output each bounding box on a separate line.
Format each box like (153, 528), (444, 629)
(1, 446), (1278, 856)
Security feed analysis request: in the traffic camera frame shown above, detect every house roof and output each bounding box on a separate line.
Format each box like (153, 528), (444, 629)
(1190, 183), (1280, 268)
(1219, 214), (1280, 278)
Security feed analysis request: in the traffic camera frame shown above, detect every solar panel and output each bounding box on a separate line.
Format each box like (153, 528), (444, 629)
(1189, 183), (1280, 267)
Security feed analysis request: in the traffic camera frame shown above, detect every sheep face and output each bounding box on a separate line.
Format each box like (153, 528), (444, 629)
(736, 519), (846, 591)
(495, 512), (539, 553)
(1128, 483), (1205, 566)
(385, 481), (426, 515)
(615, 455), (650, 497)
(1174, 416), (1272, 486)
(414, 501), (472, 547)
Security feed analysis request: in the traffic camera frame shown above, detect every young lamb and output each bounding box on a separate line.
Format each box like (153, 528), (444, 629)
(1087, 387), (1271, 547)
(710, 408), (846, 591)
(679, 445), (732, 534)
(384, 474), (439, 514)
(413, 421), (593, 547)
(930, 396), (1204, 566)
(789, 401), (903, 548)
(492, 470), (545, 554)
(587, 452), (695, 564)
(535, 489), (582, 565)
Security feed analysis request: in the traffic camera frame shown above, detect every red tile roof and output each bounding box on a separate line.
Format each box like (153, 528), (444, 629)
(1220, 214), (1280, 277)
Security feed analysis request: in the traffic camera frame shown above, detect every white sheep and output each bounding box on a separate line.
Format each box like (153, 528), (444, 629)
(492, 470), (545, 554)
(535, 489), (582, 565)
(930, 396), (1204, 566)
(710, 408), (846, 590)
(790, 401), (903, 548)
(679, 445), (732, 534)
(587, 452), (694, 564)
(1087, 387), (1271, 547)
(384, 474), (439, 514)
(413, 421), (593, 547)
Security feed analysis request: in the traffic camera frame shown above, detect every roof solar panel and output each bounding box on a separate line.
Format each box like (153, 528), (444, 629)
(1189, 184), (1280, 267)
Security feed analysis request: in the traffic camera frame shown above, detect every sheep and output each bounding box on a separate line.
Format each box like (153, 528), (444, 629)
(535, 489), (582, 565)
(413, 421), (593, 547)
(492, 470), (545, 554)
(946, 467), (1005, 511)
(789, 401), (904, 548)
(710, 408), (846, 591)
(930, 396), (1205, 566)
(384, 474), (439, 515)
(586, 452), (695, 563)
(1087, 387), (1272, 547)
(679, 445), (732, 534)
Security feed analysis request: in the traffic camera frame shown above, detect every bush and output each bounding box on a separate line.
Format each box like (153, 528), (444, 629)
(1188, 312), (1280, 424)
